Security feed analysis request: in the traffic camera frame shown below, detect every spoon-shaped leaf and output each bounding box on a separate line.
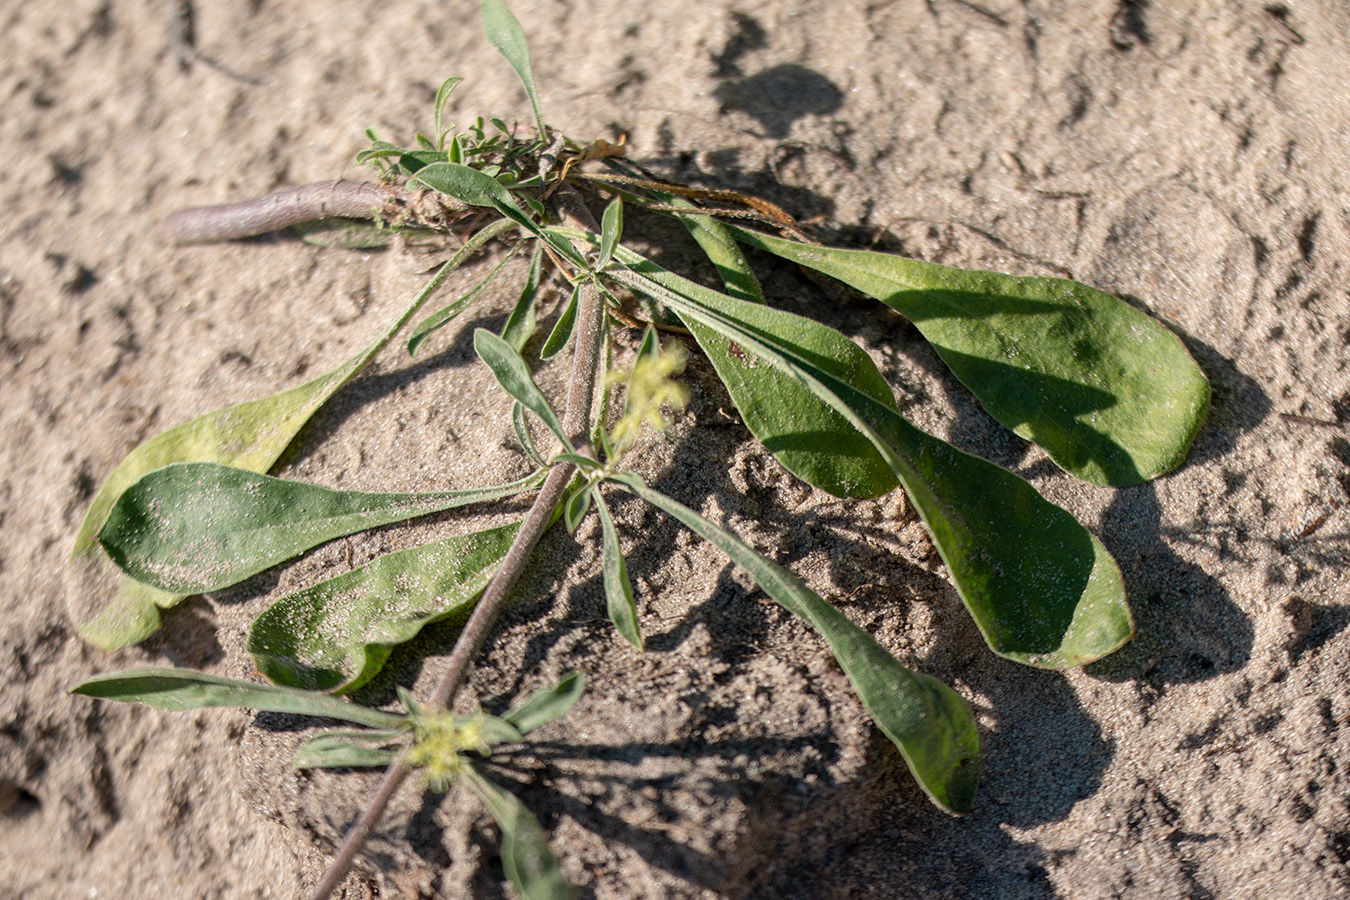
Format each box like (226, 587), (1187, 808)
(610, 258), (1132, 668)
(730, 226), (1209, 486)
(99, 463), (543, 594)
(70, 221), (508, 650)
(608, 471), (980, 815)
(462, 765), (576, 900)
(71, 668), (407, 729)
(248, 521), (521, 693)
(480, 0), (547, 138)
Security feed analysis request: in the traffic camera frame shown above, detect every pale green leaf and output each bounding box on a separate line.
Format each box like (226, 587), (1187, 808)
(480, 0), (547, 136)
(540, 282), (580, 359)
(593, 491), (642, 649)
(71, 668), (407, 729)
(99, 463), (543, 594)
(474, 329), (573, 451)
(609, 472), (980, 815)
(248, 522), (521, 693)
(292, 728), (409, 769)
(730, 227), (1210, 486)
(597, 196), (623, 270)
(409, 239), (520, 357)
(501, 671), (585, 734)
(501, 243), (544, 351)
(462, 766), (576, 900)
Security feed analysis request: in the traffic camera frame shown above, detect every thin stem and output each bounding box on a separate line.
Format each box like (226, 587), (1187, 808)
(309, 188), (605, 900)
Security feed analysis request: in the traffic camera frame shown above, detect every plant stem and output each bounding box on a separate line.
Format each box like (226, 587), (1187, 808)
(309, 188), (605, 900)
(159, 181), (393, 244)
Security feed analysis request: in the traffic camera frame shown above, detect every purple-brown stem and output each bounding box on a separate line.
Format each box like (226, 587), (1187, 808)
(158, 181), (392, 244)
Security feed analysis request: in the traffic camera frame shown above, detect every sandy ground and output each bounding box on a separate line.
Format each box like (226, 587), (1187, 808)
(2, 0), (1349, 897)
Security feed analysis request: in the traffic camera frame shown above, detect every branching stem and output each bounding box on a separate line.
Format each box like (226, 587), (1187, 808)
(308, 187), (605, 900)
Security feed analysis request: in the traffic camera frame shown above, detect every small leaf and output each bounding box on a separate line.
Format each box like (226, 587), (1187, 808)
(292, 218), (395, 249)
(248, 522), (521, 693)
(609, 472), (980, 815)
(730, 226), (1210, 486)
(409, 240), (520, 357)
(501, 242), (544, 351)
(434, 76), (465, 149)
(99, 463), (543, 594)
(540, 282), (580, 359)
(462, 766), (576, 900)
(513, 402), (548, 468)
(480, 0), (547, 137)
(292, 728), (409, 769)
(71, 668), (408, 729)
(501, 672), (585, 734)
(563, 482), (593, 533)
(593, 491), (642, 649)
(597, 196), (623, 270)
(474, 329), (573, 452)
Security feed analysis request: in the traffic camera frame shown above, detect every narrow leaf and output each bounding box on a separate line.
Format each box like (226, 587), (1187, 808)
(292, 728), (409, 769)
(609, 472), (980, 815)
(540, 282), (580, 359)
(474, 329), (573, 451)
(462, 766), (576, 900)
(513, 402), (548, 468)
(501, 242), (544, 351)
(612, 264), (1133, 668)
(730, 226), (1210, 486)
(563, 483), (593, 533)
(597, 196), (623, 270)
(480, 0), (547, 137)
(71, 668), (407, 729)
(409, 240), (520, 357)
(248, 522), (521, 693)
(501, 672), (585, 734)
(434, 76), (465, 149)
(100, 463), (543, 594)
(593, 491), (643, 649)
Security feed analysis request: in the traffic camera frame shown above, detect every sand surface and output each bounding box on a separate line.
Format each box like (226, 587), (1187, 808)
(2, 1), (1348, 897)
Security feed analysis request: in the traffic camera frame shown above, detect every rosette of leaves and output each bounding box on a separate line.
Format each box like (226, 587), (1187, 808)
(70, 0), (1209, 893)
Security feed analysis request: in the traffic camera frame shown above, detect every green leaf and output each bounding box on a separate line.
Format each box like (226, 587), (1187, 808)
(563, 482), (592, 533)
(99, 463), (543, 594)
(70, 218), (514, 650)
(434, 76), (465, 149)
(248, 522), (521, 693)
(71, 668), (408, 729)
(474, 329), (574, 452)
(611, 264), (1133, 668)
(292, 728), (409, 769)
(501, 671), (585, 734)
(597, 197), (623, 270)
(409, 239), (520, 357)
(609, 472), (980, 815)
(513, 402), (548, 468)
(462, 766), (576, 900)
(411, 161), (542, 236)
(659, 192), (766, 304)
(501, 243), (544, 352)
(292, 218), (396, 249)
(593, 491), (642, 649)
(540, 282), (580, 359)
(730, 227), (1210, 486)
(480, 0), (547, 137)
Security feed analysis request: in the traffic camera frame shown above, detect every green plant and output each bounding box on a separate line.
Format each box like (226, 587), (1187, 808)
(69, 1), (1209, 897)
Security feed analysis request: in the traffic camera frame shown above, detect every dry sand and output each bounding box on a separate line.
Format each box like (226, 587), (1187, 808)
(2, 1), (1348, 897)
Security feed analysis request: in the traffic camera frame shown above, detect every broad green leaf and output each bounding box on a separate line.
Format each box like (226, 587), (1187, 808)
(593, 491), (642, 649)
(70, 219), (512, 650)
(248, 522), (521, 693)
(730, 227), (1210, 486)
(292, 728), (409, 769)
(71, 668), (407, 729)
(409, 240), (520, 357)
(540, 282), (580, 359)
(474, 329), (573, 451)
(554, 229), (898, 498)
(610, 262), (1132, 667)
(480, 0), (547, 137)
(610, 472), (980, 815)
(501, 243), (544, 352)
(100, 463), (543, 594)
(462, 766), (576, 900)
(597, 197), (623, 270)
(501, 671), (585, 734)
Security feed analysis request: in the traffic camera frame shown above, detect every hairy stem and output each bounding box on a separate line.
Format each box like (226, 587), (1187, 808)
(158, 181), (394, 244)
(309, 188), (605, 900)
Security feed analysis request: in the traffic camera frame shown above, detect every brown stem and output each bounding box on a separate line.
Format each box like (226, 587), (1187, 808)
(309, 188), (605, 900)
(158, 181), (393, 244)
